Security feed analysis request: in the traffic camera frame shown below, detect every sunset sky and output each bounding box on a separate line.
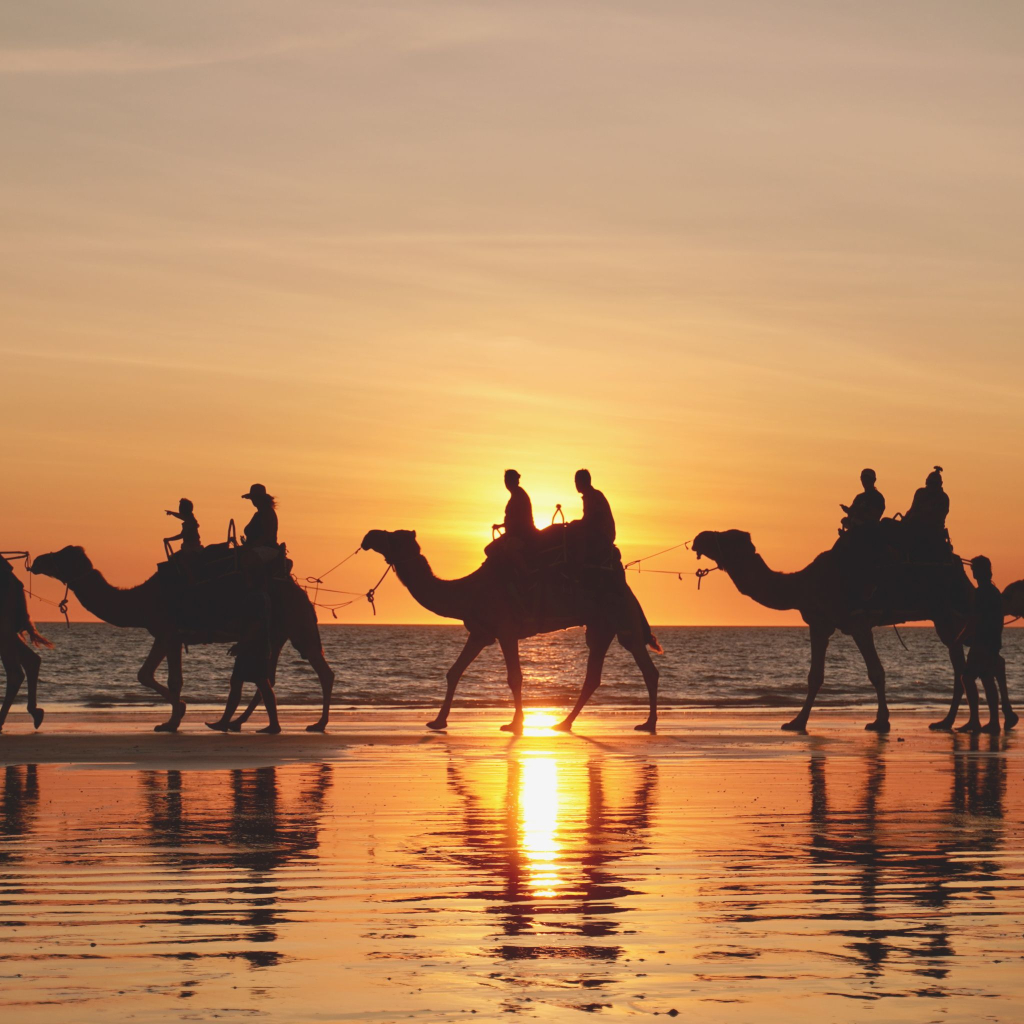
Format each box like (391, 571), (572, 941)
(3, 1), (1023, 625)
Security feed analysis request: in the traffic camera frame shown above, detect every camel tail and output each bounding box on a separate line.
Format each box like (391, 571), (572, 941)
(648, 633), (664, 655)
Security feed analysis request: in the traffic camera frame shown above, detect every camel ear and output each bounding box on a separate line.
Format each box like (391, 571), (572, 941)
(411, 531), (417, 540)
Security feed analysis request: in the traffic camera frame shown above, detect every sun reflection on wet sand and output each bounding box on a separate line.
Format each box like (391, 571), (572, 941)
(522, 709), (560, 736)
(517, 755), (561, 898)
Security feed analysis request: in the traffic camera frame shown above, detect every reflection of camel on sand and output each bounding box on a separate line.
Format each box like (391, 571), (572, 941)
(30, 546), (334, 733)
(806, 738), (1006, 985)
(0, 765), (41, 864)
(692, 530), (1018, 734)
(435, 752), (658, 956)
(141, 764), (333, 967)
(361, 529), (661, 734)
(0, 566), (51, 732)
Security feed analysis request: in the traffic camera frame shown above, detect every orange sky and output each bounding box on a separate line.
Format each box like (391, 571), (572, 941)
(2, 2), (1023, 625)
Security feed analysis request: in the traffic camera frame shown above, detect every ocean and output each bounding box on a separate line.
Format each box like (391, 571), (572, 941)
(24, 623), (1021, 712)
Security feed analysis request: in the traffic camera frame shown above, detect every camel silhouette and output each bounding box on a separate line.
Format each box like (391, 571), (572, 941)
(691, 529), (1018, 733)
(0, 568), (51, 732)
(29, 546), (334, 733)
(360, 529), (661, 734)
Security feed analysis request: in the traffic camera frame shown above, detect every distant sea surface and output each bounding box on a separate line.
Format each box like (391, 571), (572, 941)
(27, 623), (1021, 710)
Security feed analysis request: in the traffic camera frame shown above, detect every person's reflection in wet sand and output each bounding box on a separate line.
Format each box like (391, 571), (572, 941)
(140, 764), (333, 969)
(440, 751), (658, 962)
(0, 764), (40, 869)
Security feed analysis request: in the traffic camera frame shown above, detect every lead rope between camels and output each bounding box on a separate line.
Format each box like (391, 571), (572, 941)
(304, 546), (362, 608)
(623, 539), (721, 591)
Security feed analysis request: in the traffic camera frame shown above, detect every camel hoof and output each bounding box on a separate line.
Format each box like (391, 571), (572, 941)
(425, 720), (448, 732)
(981, 722), (1001, 735)
(226, 719), (243, 733)
(634, 720), (657, 734)
(551, 719), (573, 733)
(864, 719), (891, 733)
(500, 720), (523, 735)
(154, 721), (179, 733)
(929, 719), (956, 731)
(257, 724), (282, 735)
(956, 721), (982, 734)
(781, 720), (807, 733)
(31, 708), (45, 730)
(205, 720), (230, 732)
(1004, 711), (1019, 730)
(305, 721), (327, 733)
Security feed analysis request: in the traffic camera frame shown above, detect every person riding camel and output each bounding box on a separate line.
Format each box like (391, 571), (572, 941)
(903, 465), (950, 554)
(493, 469), (537, 541)
(241, 484), (281, 566)
(904, 466), (949, 529)
(164, 498), (202, 554)
(840, 468), (885, 531)
(574, 469), (616, 562)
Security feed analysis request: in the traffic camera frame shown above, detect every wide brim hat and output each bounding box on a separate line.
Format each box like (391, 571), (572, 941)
(242, 483), (267, 499)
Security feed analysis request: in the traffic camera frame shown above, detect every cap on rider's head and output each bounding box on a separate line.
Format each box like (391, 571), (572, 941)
(575, 468), (591, 488)
(504, 469), (520, 484)
(971, 555), (992, 579)
(926, 465), (943, 487)
(242, 483), (267, 500)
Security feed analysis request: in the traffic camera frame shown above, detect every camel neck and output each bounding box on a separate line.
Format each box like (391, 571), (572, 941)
(722, 551), (803, 612)
(393, 553), (470, 621)
(69, 568), (154, 629)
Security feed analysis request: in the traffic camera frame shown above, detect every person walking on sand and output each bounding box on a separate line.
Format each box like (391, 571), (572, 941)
(959, 555), (1005, 734)
(164, 498), (202, 554)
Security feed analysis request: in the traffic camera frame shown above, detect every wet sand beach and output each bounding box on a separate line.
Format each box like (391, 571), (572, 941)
(3, 709), (1024, 1022)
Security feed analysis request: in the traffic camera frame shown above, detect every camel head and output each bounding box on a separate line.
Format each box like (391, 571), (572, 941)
(30, 546), (94, 584)
(691, 530), (756, 569)
(1004, 579), (1024, 620)
(361, 530), (420, 565)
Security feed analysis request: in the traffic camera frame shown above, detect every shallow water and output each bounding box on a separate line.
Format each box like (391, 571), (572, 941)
(25, 623), (1023, 712)
(3, 715), (1024, 1022)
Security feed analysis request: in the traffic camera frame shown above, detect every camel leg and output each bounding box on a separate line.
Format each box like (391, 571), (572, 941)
(154, 641), (187, 733)
(996, 656), (1017, 729)
(254, 676), (281, 734)
(286, 591), (335, 732)
(498, 635), (525, 735)
(0, 637), (25, 733)
(304, 647), (334, 733)
(554, 628), (614, 733)
(137, 636), (173, 703)
(427, 633), (489, 731)
(782, 624), (832, 732)
(930, 636), (966, 731)
(853, 629), (890, 733)
(632, 643), (660, 733)
(19, 638), (44, 729)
